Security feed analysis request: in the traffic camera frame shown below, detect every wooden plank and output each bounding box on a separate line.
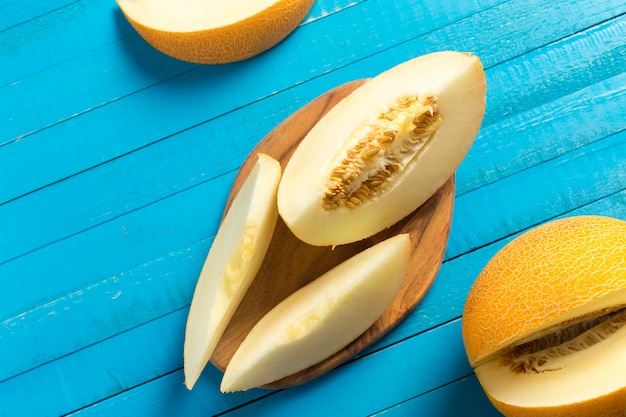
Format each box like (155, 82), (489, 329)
(2, 17), (620, 374)
(2, 75), (623, 331)
(447, 130), (626, 259)
(460, 70), (626, 195)
(0, 0), (359, 86)
(2, 5), (624, 266)
(1, 311), (189, 417)
(0, 0), (77, 32)
(0, 186), (626, 416)
(2, 140), (624, 416)
(1, 0), (498, 143)
(217, 319), (475, 417)
(3, 0), (617, 203)
(0, 309), (268, 417)
(371, 375), (501, 416)
(2, 2), (625, 416)
(58, 319), (476, 417)
(480, 14), (626, 126)
(0, 0), (138, 87)
(2, 58), (624, 319)
(0, 172), (236, 380)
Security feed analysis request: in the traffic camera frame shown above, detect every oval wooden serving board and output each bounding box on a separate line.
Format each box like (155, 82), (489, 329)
(210, 79), (455, 389)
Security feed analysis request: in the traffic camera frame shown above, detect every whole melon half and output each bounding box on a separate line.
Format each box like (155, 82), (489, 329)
(462, 215), (626, 417)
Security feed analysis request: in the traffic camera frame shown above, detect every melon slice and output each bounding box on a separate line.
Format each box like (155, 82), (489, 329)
(277, 51), (486, 246)
(462, 216), (626, 416)
(184, 153), (281, 390)
(117, 0), (315, 64)
(220, 233), (411, 392)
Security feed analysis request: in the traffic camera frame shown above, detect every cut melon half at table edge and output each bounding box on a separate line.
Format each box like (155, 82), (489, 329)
(184, 153), (281, 390)
(220, 233), (411, 392)
(116, 0), (315, 64)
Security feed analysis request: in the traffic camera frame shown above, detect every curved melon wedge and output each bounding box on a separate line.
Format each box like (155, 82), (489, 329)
(220, 233), (411, 392)
(184, 153), (281, 390)
(277, 51), (486, 246)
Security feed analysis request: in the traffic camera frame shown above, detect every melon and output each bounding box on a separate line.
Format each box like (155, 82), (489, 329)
(220, 233), (411, 392)
(462, 216), (626, 416)
(184, 153), (281, 390)
(116, 0), (315, 64)
(277, 51), (486, 246)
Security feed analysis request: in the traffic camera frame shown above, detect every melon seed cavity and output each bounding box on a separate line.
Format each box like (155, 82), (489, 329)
(322, 94), (442, 210)
(501, 306), (626, 374)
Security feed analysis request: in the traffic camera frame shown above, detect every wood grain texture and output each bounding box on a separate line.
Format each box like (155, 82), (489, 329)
(22, 192), (622, 417)
(0, 0), (507, 201)
(371, 374), (502, 417)
(208, 79), (454, 388)
(2, 0), (626, 416)
(205, 319), (477, 417)
(2, 1), (623, 258)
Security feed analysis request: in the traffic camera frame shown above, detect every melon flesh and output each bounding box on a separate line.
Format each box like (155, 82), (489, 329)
(220, 233), (411, 392)
(117, 0), (315, 64)
(461, 216), (626, 416)
(277, 51), (486, 246)
(118, 0), (295, 32)
(475, 298), (626, 417)
(476, 323), (626, 410)
(472, 290), (626, 416)
(184, 154), (281, 390)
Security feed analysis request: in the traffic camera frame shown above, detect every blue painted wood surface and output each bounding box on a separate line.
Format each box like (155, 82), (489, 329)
(1, 0), (625, 416)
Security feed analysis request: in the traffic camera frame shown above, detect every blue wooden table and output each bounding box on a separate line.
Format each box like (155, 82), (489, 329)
(2, 1), (625, 416)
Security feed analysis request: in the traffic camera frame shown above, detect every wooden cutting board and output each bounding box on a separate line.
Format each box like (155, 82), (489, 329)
(210, 79), (455, 389)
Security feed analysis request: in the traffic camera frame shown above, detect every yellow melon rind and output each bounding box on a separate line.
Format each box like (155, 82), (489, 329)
(462, 215), (626, 367)
(117, 0), (315, 64)
(461, 215), (626, 417)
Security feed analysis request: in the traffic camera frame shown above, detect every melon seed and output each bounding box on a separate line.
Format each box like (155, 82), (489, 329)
(322, 94), (442, 210)
(501, 306), (626, 374)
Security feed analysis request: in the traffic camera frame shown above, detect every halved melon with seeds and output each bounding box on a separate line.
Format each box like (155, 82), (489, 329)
(117, 0), (314, 64)
(220, 233), (411, 392)
(184, 153), (281, 390)
(277, 51), (486, 246)
(462, 215), (626, 417)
